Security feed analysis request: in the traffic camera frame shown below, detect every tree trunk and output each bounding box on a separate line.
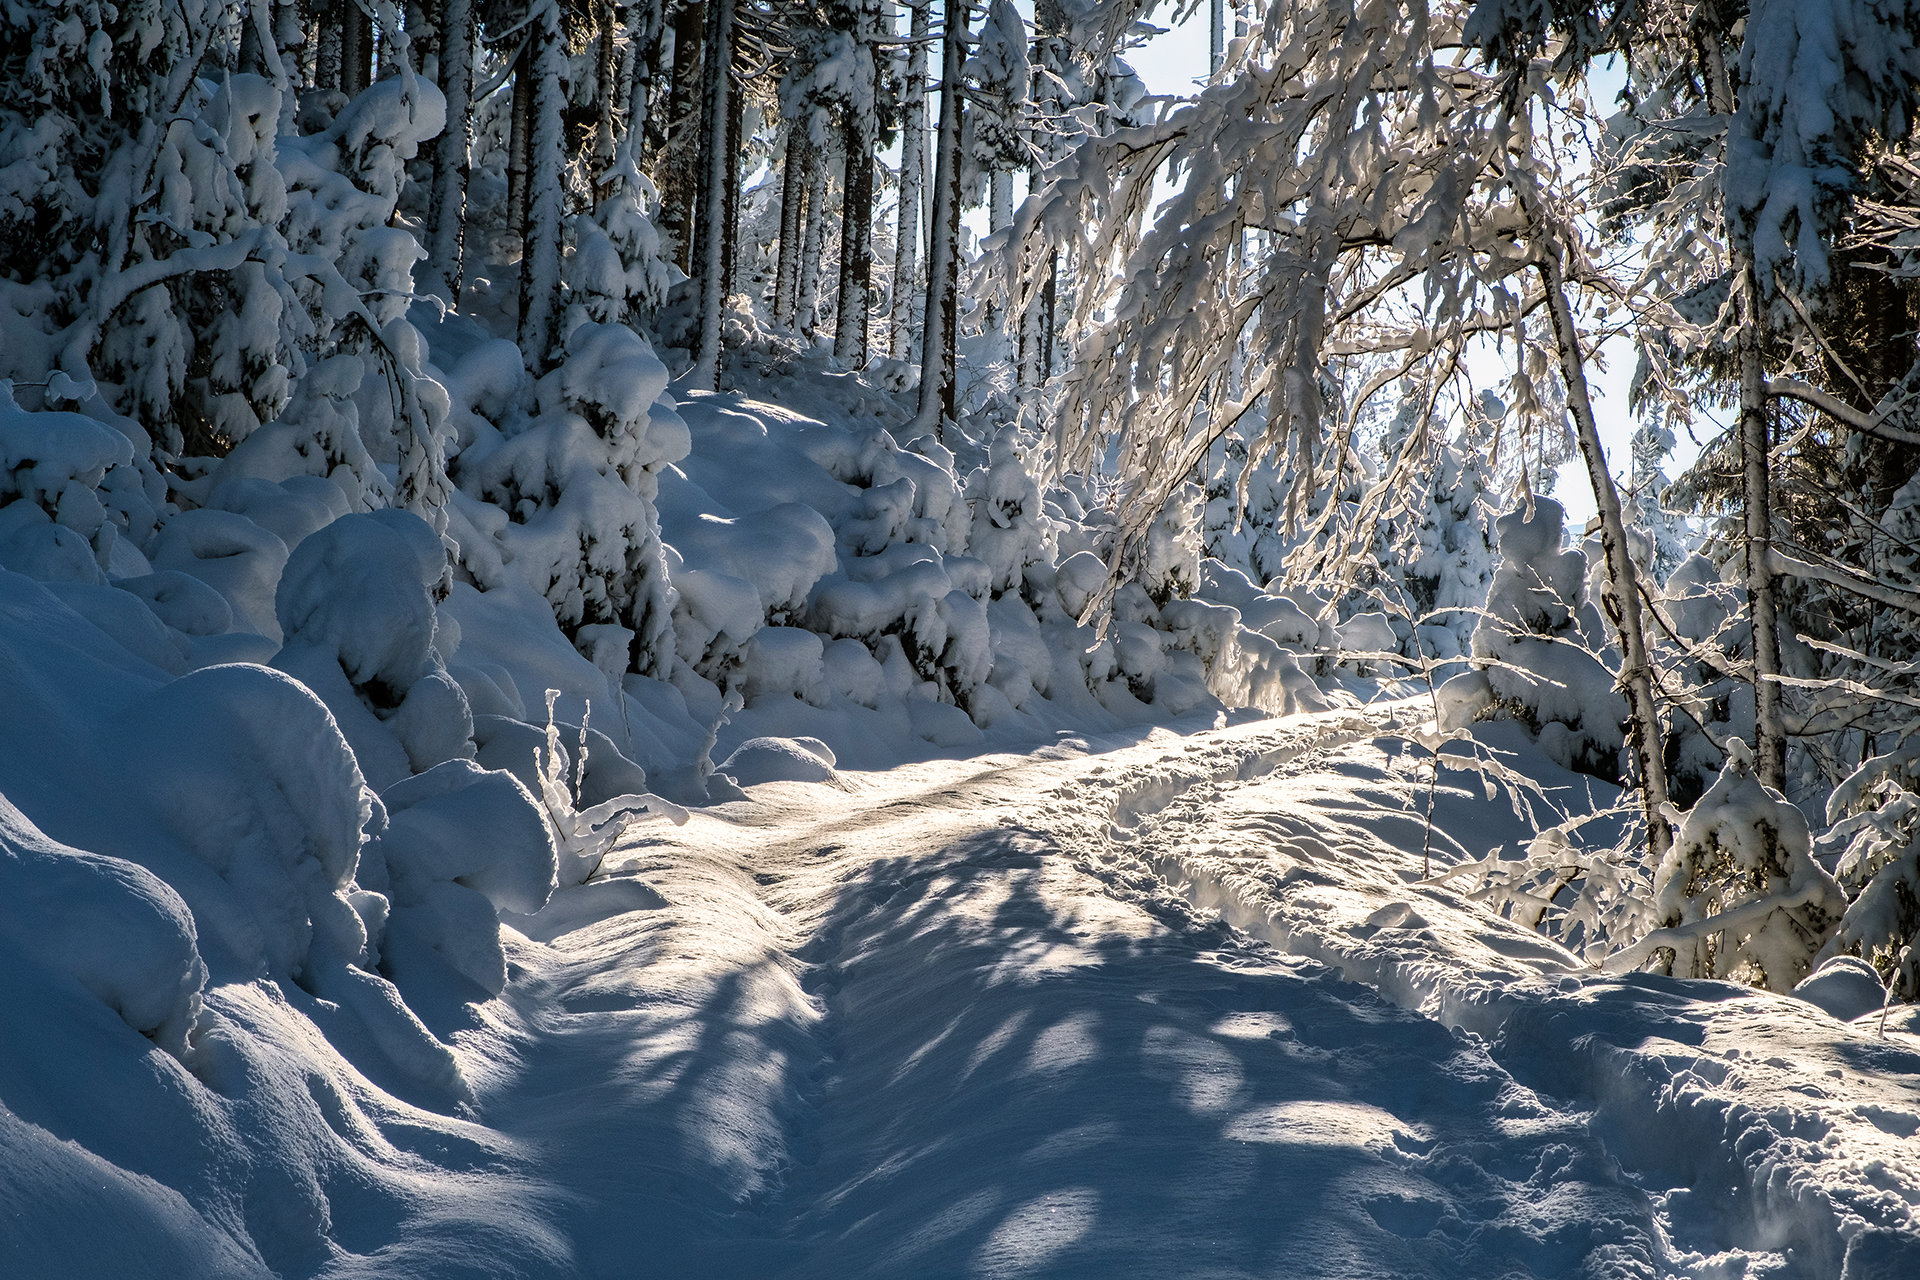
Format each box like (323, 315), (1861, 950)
(774, 129), (808, 327)
(427, 0), (475, 303)
(341, 0), (372, 95)
(638, 2), (672, 167)
(723, 68), (744, 301)
(519, 2), (569, 370)
(1021, 1), (1068, 388)
(592, 0), (619, 171)
(913, 0), (966, 438)
(796, 145), (831, 339)
(621, 0), (664, 162)
(507, 41), (532, 243)
(1537, 248), (1674, 860)
(1704, 30), (1787, 792)
(835, 116), (877, 363)
(315, 3), (343, 91)
(691, 0), (735, 389)
(1738, 269), (1787, 790)
(892, 1), (928, 363)
(660, 1), (706, 274)
(1210, 0), (1224, 75)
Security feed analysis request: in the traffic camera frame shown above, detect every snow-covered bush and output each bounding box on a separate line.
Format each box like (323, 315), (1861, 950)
(1658, 552), (1746, 806)
(1397, 436), (1498, 659)
(1611, 738), (1846, 992)
(965, 427), (1056, 595)
(1468, 497), (1624, 778)
(366, 758), (555, 998)
(271, 510), (471, 790)
(100, 660), (384, 987)
(564, 153), (676, 336)
(1816, 736), (1920, 999)
(1132, 482), (1204, 608)
(0, 795), (205, 1056)
(454, 322), (687, 676)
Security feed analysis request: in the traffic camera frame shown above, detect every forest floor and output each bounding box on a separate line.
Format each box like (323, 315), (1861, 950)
(425, 702), (1920, 1280)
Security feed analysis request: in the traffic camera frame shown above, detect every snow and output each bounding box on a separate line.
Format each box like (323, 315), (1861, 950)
(5, 33), (1920, 1273)
(8, 522), (1920, 1277)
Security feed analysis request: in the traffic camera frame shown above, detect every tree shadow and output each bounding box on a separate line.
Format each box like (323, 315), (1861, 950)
(724, 823), (1660, 1280)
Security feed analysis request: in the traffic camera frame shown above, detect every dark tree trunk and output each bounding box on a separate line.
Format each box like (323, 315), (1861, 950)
(913, 0), (966, 437)
(834, 118), (876, 363)
(892, 1), (928, 363)
(723, 65), (744, 301)
(428, 0), (476, 302)
(774, 129), (808, 327)
(520, 3), (570, 370)
(507, 41), (533, 244)
(660, 0), (707, 274)
(340, 0), (372, 95)
(691, 0), (735, 388)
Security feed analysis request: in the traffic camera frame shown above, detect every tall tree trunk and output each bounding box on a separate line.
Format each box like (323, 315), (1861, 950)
(519, 2), (569, 370)
(1704, 32), (1787, 792)
(507, 41), (533, 244)
(240, 9), (268, 75)
(660, 1), (706, 274)
(1738, 269), (1787, 790)
(315, 4), (343, 91)
(892, 1), (928, 363)
(835, 119), (877, 362)
(405, 0), (434, 70)
(796, 145), (831, 338)
(912, 0), (966, 438)
(341, 0), (372, 95)
(691, 0), (735, 389)
(774, 129), (808, 327)
(723, 69), (744, 301)
(638, 3), (672, 167)
(427, 0), (475, 303)
(1021, 1), (1067, 388)
(592, 0), (619, 171)
(620, 0), (664, 162)
(1210, 0), (1225, 75)
(1536, 247), (1674, 861)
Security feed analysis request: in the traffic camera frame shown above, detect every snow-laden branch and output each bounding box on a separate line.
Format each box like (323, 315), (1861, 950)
(1765, 377), (1920, 446)
(1770, 547), (1920, 617)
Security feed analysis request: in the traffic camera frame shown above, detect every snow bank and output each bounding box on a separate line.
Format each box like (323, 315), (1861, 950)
(0, 796), (204, 1054)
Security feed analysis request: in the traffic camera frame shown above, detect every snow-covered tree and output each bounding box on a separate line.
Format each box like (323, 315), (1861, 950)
(1611, 738), (1846, 993)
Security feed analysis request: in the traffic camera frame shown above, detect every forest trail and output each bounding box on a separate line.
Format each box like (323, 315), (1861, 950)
(446, 704), (1920, 1280)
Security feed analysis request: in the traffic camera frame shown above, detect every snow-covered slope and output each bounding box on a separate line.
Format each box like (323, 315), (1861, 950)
(6, 684), (1916, 1277)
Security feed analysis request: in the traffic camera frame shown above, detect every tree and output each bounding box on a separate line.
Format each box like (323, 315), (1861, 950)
(832, 0), (886, 364)
(427, 0), (478, 303)
(690, 0), (737, 388)
(892, 1), (931, 362)
(911, 0), (966, 436)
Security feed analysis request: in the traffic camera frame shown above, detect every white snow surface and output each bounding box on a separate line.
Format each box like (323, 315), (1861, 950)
(4, 671), (1917, 1277)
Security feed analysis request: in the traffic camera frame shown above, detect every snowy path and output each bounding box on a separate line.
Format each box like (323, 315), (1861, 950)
(443, 705), (1920, 1279)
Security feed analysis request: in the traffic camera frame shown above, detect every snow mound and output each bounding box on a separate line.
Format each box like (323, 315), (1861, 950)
(1794, 955), (1888, 1021)
(0, 796), (205, 1054)
(718, 736), (840, 786)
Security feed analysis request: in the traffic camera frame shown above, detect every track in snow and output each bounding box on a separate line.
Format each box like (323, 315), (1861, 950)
(465, 706), (1759, 1279)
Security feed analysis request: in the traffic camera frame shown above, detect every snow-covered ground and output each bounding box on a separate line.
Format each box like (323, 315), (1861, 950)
(8, 698), (1915, 1278)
